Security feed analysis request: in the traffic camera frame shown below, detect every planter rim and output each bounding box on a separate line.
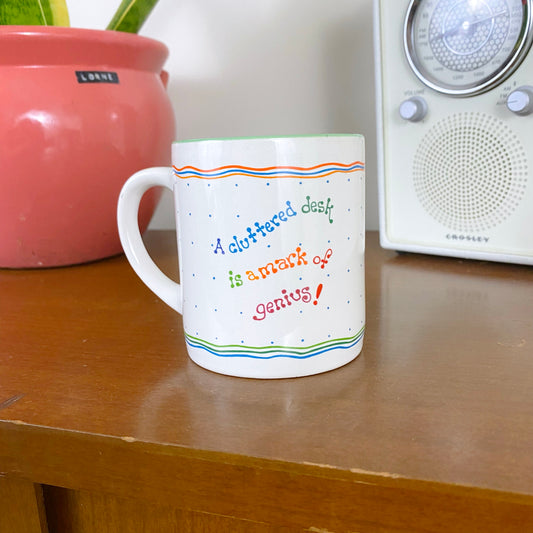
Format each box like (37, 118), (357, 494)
(0, 25), (167, 49)
(0, 26), (169, 71)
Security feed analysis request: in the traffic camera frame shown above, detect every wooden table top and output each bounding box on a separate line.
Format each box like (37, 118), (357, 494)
(2, 230), (533, 531)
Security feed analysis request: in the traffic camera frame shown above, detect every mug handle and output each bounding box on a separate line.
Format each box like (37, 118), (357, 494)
(117, 167), (182, 314)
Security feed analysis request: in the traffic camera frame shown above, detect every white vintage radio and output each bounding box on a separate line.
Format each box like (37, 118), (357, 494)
(374, 0), (533, 264)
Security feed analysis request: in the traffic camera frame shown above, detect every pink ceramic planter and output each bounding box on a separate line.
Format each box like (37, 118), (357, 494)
(0, 26), (175, 267)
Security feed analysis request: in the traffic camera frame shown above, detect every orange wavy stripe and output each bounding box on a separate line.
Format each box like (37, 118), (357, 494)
(173, 161), (364, 180)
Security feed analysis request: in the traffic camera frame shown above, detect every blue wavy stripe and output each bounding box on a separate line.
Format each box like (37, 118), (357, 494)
(175, 164), (364, 179)
(185, 329), (364, 360)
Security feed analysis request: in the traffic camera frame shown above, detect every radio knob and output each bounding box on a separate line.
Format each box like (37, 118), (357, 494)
(506, 86), (533, 116)
(399, 96), (428, 122)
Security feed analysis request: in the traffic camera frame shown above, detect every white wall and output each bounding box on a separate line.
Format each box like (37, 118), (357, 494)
(66, 0), (378, 230)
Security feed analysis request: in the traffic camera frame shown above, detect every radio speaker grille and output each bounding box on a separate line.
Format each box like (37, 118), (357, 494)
(413, 112), (528, 232)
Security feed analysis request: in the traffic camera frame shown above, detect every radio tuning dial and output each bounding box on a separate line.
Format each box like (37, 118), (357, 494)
(404, 0), (533, 97)
(506, 86), (533, 115)
(399, 96), (428, 122)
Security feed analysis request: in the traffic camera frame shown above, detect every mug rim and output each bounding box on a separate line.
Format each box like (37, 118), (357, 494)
(173, 133), (363, 144)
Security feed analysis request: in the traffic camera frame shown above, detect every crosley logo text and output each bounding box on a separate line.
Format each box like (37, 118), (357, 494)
(76, 71), (119, 84)
(446, 233), (489, 243)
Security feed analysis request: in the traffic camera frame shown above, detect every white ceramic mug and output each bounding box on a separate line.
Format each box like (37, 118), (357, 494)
(117, 135), (365, 378)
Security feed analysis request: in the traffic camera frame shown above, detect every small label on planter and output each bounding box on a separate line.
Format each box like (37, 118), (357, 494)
(76, 71), (120, 84)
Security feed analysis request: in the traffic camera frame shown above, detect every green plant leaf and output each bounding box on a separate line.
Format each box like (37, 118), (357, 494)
(106, 0), (159, 33)
(0, 0), (70, 26)
(47, 0), (70, 25)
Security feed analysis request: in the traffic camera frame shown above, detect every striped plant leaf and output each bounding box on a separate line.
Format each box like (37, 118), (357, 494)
(0, 0), (70, 26)
(106, 0), (159, 33)
(47, 0), (69, 25)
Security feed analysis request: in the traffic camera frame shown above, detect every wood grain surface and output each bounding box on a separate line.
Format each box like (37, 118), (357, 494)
(1, 231), (533, 532)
